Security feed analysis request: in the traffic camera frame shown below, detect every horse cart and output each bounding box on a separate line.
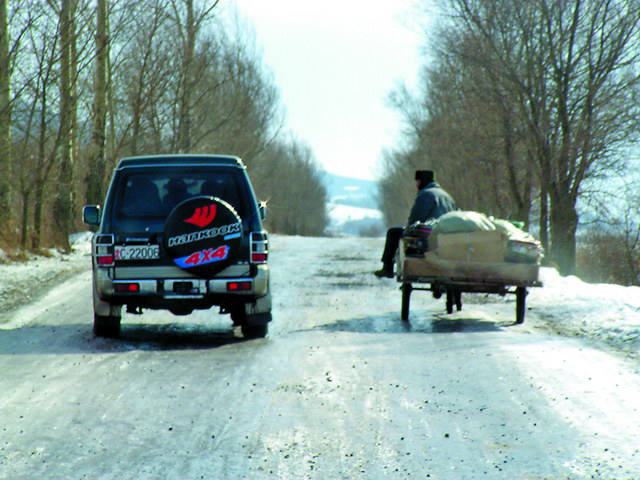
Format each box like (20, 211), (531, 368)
(396, 221), (543, 324)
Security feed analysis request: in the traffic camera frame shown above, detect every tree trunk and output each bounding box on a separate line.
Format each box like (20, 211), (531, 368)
(177, 0), (196, 152)
(539, 184), (549, 256)
(501, 106), (532, 224)
(32, 183), (44, 250)
(549, 189), (578, 276)
(86, 0), (109, 205)
(33, 83), (49, 250)
(20, 190), (29, 248)
(54, 0), (77, 251)
(0, 0), (12, 233)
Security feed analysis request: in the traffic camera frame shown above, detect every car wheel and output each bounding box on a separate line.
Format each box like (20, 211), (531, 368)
(94, 314), (121, 338)
(241, 323), (268, 339)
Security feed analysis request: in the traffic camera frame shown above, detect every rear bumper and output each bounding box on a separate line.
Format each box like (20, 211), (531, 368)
(94, 264), (269, 307)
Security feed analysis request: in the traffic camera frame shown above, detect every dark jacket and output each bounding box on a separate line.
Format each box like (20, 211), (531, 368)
(407, 182), (457, 224)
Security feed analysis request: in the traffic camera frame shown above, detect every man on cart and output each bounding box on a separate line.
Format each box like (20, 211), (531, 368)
(374, 170), (457, 278)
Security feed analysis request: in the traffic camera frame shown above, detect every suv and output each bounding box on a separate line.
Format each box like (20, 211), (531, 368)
(83, 154), (271, 339)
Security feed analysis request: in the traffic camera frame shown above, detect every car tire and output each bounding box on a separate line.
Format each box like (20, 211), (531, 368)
(241, 323), (268, 339)
(94, 314), (121, 338)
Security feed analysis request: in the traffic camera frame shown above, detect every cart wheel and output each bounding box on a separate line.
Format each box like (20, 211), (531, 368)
(401, 283), (412, 321)
(515, 287), (527, 324)
(446, 290), (454, 314)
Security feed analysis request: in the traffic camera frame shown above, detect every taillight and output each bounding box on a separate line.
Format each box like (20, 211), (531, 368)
(114, 283), (140, 293)
(227, 281), (252, 292)
(95, 234), (114, 267)
(97, 255), (114, 266)
(250, 231), (268, 264)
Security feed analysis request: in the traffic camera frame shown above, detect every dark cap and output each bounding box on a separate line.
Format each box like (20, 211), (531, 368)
(415, 170), (435, 184)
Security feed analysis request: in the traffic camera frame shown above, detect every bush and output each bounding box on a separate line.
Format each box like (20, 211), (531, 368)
(576, 231), (639, 286)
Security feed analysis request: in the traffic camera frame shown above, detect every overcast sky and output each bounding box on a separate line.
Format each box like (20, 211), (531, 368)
(226, 0), (426, 181)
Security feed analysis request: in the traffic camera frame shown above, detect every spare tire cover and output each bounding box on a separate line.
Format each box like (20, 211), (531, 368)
(163, 196), (243, 276)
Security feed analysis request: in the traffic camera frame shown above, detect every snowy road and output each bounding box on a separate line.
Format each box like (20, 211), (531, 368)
(1, 235), (640, 479)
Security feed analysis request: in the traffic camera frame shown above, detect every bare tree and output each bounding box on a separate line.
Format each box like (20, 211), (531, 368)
(0, 0), (34, 239)
(0, 0), (10, 229)
(377, 147), (422, 227)
(385, 0), (640, 275)
(3, 0), (328, 248)
(51, 0), (78, 250)
(453, 0), (640, 274)
(85, 0), (109, 204)
(381, 49), (535, 228)
(190, 28), (283, 159)
(111, 7), (282, 161)
(167, 0), (219, 152)
(13, 1), (65, 249)
(251, 137), (329, 236)
(108, 0), (170, 156)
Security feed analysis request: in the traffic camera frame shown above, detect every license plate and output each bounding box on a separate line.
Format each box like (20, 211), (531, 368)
(114, 245), (160, 260)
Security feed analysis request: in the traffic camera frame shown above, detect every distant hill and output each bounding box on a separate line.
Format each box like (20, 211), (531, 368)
(322, 173), (379, 210)
(322, 173), (384, 236)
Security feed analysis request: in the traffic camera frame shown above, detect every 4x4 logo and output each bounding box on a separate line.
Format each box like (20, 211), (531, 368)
(174, 245), (229, 268)
(184, 204), (217, 228)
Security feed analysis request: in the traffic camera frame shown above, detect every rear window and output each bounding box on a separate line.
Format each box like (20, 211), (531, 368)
(107, 167), (248, 233)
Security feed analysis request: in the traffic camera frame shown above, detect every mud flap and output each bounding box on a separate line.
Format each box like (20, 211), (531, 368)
(93, 276), (121, 317)
(244, 291), (272, 325)
(94, 298), (121, 317)
(245, 312), (272, 325)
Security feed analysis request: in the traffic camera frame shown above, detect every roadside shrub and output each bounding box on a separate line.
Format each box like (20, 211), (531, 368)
(576, 231), (639, 286)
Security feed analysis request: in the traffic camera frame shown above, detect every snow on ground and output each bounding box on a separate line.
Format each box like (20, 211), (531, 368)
(0, 233), (638, 358)
(0, 233), (92, 317)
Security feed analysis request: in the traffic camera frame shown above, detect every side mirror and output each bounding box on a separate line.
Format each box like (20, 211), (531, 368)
(259, 201), (267, 221)
(83, 205), (102, 226)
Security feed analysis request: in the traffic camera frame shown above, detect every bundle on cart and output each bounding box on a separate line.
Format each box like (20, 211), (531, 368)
(401, 211), (543, 284)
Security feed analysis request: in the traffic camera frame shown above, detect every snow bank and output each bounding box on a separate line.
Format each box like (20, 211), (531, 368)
(69, 231), (93, 254)
(529, 267), (640, 352)
(0, 233), (91, 317)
